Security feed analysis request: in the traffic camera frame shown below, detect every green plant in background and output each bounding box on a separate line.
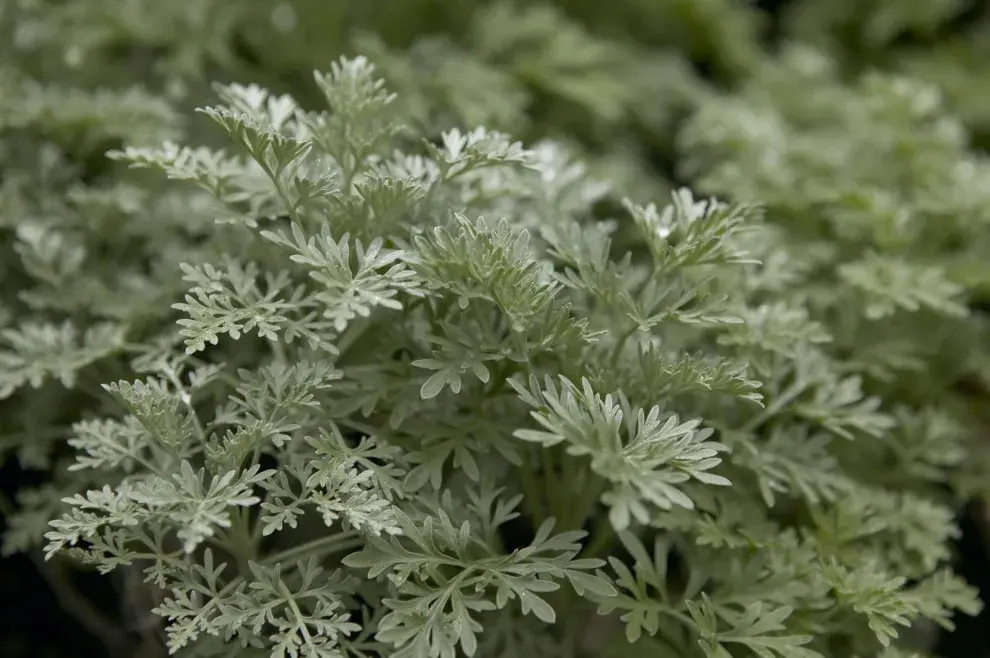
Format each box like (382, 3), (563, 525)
(678, 43), (990, 493)
(2, 1), (990, 658)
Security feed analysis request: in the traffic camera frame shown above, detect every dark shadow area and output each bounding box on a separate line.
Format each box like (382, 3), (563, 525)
(937, 504), (990, 658)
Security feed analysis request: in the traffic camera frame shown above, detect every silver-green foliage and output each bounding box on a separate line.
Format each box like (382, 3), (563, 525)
(3, 58), (977, 658)
(1, 48), (984, 658)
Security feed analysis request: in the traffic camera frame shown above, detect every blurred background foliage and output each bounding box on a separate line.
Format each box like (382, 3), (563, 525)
(9, 0), (990, 202)
(3, 0), (990, 656)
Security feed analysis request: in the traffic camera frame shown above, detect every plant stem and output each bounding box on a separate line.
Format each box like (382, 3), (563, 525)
(611, 325), (639, 363)
(265, 531), (364, 566)
(582, 514), (617, 558)
(32, 553), (136, 657)
(741, 378), (806, 432)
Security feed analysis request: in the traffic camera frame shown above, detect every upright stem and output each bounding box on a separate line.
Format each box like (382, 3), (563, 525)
(32, 553), (135, 658)
(742, 379), (807, 432)
(266, 531), (363, 566)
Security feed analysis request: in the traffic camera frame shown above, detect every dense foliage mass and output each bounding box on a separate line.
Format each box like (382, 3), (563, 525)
(1, 1), (989, 658)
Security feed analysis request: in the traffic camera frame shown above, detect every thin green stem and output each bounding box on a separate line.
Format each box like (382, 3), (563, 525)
(272, 174), (302, 226)
(182, 530), (365, 621)
(337, 417), (380, 436)
(582, 520), (616, 559)
(32, 551), (135, 656)
(222, 507), (260, 573)
(518, 452), (546, 529)
(162, 363), (208, 444)
(265, 531), (364, 566)
(741, 379), (807, 432)
(542, 447), (563, 519)
(557, 454), (602, 532)
(611, 324), (639, 363)
(334, 316), (373, 360)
